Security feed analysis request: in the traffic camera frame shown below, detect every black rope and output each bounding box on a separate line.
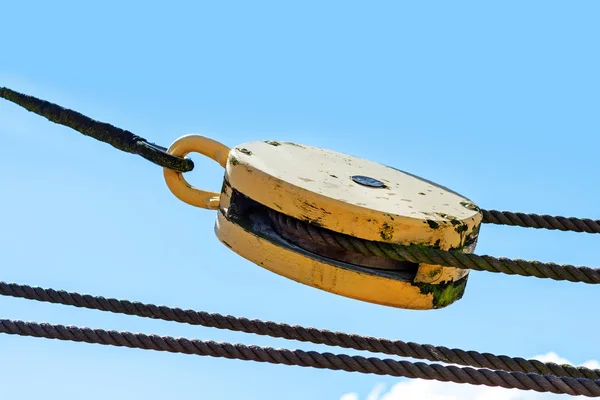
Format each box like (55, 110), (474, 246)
(2, 318), (599, 397)
(0, 87), (193, 172)
(2, 86), (599, 234)
(482, 209), (600, 234)
(1, 280), (597, 380)
(270, 211), (600, 284)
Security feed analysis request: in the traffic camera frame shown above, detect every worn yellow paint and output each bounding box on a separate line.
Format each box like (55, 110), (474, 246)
(225, 141), (481, 247)
(215, 211), (435, 310)
(163, 134), (231, 209)
(225, 141), (481, 287)
(164, 135), (483, 309)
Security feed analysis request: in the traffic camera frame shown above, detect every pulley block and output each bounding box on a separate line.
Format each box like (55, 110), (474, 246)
(163, 135), (482, 310)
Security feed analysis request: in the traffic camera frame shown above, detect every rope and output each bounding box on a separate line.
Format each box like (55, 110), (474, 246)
(1, 281), (598, 381)
(2, 86), (599, 234)
(482, 210), (600, 234)
(0, 87), (193, 172)
(2, 319), (599, 397)
(269, 211), (600, 284)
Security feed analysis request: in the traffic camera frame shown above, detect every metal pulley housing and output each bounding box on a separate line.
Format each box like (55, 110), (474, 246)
(164, 135), (483, 310)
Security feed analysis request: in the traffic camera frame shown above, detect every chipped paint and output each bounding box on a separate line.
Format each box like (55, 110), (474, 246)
(220, 139), (482, 309)
(379, 223), (394, 241)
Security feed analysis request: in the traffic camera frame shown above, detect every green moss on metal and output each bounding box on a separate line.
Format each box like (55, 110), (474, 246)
(427, 268), (442, 279)
(415, 277), (468, 309)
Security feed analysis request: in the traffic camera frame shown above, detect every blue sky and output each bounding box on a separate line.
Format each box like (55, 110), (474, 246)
(1, 1), (599, 399)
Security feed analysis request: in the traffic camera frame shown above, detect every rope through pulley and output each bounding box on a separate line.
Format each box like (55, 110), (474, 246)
(1, 87), (599, 396)
(2, 88), (600, 306)
(2, 87), (600, 295)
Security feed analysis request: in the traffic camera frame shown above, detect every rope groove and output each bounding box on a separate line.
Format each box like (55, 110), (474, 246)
(2, 319), (600, 397)
(1, 281), (598, 381)
(269, 211), (600, 284)
(3, 86), (600, 396)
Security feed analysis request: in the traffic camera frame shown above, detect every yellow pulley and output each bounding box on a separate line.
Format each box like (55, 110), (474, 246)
(163, 135), (482, 310)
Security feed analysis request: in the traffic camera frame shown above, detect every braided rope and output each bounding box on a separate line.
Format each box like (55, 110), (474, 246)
(482, 210), (600, 234)
(2, 319), (599, 397)
(1, 281), (598, 380)
(269, 211), (600, 284)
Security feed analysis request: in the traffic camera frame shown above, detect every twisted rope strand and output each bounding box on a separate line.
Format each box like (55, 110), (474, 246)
(2, 88), (599, 233)
(269, 212), (600, 284)
(0, 87), (193, 172)
(1, 319), (599, 397)
(1, 281), (598, 380)
(482, 210), (600, 234)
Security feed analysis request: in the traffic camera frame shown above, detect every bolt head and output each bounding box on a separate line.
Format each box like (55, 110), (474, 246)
(351, 175), (386, 188)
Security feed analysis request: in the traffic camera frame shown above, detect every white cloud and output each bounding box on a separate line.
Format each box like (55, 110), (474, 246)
(584, 361), (600, 370)
(339, 352), (598, 400)
(533, 352), (571, 365)
(366, 384), (386, 400)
